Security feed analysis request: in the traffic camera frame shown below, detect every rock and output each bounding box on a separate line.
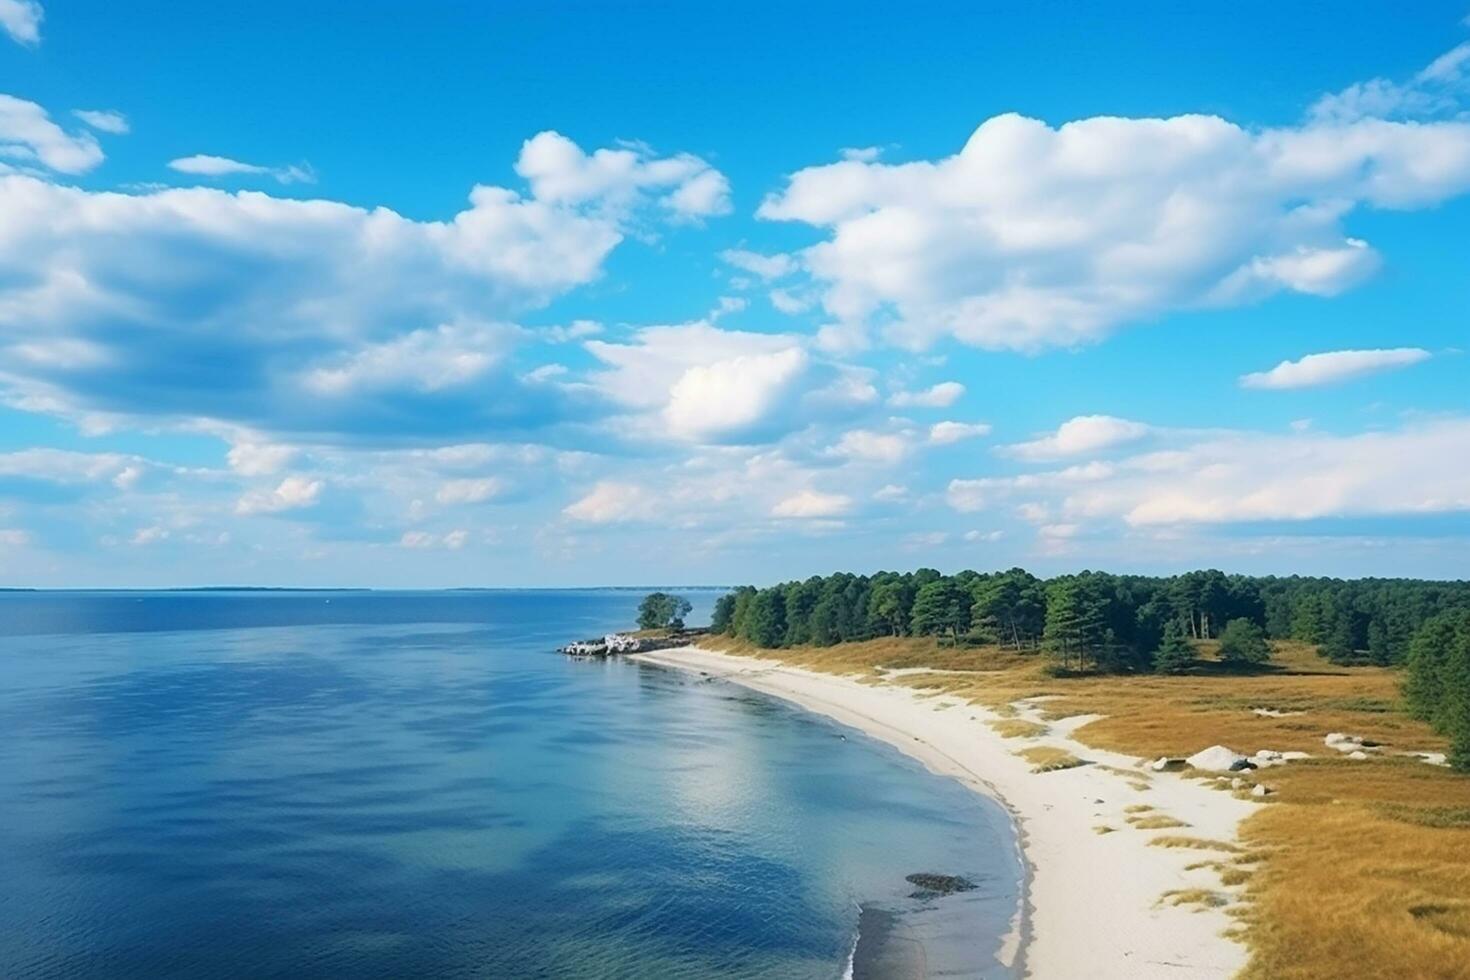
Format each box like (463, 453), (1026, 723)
(1231, 777), (1246, 790)
(1186, 745), (1247, 772)
(1254, 749), (1283, 761)
(1325, 732), (1364, 751)
(1413, 752), (1449, 767)
(1280, 751), (1311, 761)
(905, 873), (977, 898)
(1347, 750), (1369, 760)
(1151, 757), (1186, 772)
(1252, 784), (1272, 798)
(1228, 758), (1258, 771)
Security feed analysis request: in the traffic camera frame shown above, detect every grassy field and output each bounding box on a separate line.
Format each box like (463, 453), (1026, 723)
(698, 633), (1470, 979)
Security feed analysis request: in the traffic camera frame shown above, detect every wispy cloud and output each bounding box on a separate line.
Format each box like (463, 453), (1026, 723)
(1240, 348), (1431, 390)
(168, 154), (316, 184)
(0, 0), (42, 46)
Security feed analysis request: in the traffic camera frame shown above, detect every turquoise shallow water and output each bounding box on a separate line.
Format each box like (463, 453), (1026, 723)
(0, 590), (1021, 978)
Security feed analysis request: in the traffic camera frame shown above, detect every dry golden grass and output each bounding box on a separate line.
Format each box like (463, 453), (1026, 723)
(1160, 888), (1230, 910)
(1094, 825), (1117, 834)
(696, 633), (1470, 977)
(1129, 813), (1190, 830)
(987, 718), (1048, 739)
(1016, 745), (1086, 773)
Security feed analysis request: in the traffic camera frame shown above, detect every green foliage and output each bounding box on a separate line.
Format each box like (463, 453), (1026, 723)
(710, 593), (736, 634)
(1404, 610), (1470, 772)
(637, 592), (693, 631)
(1153, 620), (1196, 674)
(710, 569), (1470, 680)
(1218, 617), (1271, 666)
(909, 579), (973, 640)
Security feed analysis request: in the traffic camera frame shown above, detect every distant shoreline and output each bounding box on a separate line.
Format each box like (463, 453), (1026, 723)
(633, 645), (1253, 980)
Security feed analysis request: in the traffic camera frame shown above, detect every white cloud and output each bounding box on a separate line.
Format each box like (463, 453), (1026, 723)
(757, 45), (1470, 351)
(227, 442), (296, 476)
(541, 319), (603, 343)
(874, 483), (908, 501)
(946, 478), (989, 513)
(1006, 415), (1150, 460)
(769, 288), (811, 314)
(167, 154), (315, 184)
(563, 480), (649, 523)
(929, 420), (991, 444)
(888, 381), (964, 407)
(0, 528), (29, 547)
(830, 428), (909, 464)
(304, 323), (516, 395)
(964, 529), (1004, 542)
(435, 477), (505, 505)
(515, 130), (729, 220)
(235, 475), (323, 515)
(586, 323), (845, 444)
(771, 489), (852, 518)
(0, 130), (712, 442)
(721, 248), (796, 280)
(0, 95), (104, 174)
(1057, 419), (1470, 526)
(1240, 347), (1431, 389)
(0, 0), (41, 46)
(72, 109), (130, 135)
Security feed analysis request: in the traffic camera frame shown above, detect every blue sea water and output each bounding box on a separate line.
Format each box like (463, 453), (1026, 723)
(0, 590), (1021, 979)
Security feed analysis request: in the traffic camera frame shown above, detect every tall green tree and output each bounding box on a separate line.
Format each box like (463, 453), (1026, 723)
(1217, 617), (1271, 666)
(1153, 620), (1195, 674)
(909, 579), (973, 642)
(637, 592), (692, 630)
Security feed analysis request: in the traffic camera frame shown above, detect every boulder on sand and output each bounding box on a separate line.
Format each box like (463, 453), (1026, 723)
(1150, 757), (1186, 772)
(1186, 745), (1246, 772)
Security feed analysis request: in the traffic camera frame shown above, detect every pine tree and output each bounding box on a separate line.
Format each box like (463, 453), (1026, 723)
(1153, 620), (1195, 674)
(1218, 617), (1271, 666)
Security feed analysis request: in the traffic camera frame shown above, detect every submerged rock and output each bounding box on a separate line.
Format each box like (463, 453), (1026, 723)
(904, 872), (978, 898)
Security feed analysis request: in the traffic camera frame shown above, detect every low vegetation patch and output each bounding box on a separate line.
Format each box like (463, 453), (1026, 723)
(1016, 746), (1086, 773)
(987, 718), (1048, 739)
(1129, 813), (1190, 830)
(1160, 888), (1230, 910)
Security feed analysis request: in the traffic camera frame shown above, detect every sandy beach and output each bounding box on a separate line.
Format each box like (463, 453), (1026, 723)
(633, 645), (1256, 980)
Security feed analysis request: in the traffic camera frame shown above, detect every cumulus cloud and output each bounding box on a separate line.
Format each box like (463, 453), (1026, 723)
(167, 154), (315, 184)
(563, 480), (649, 523)
(929, 420), (991, 444)
(888, 381), (964, 407)
(0, 130), (716, 443)
(757, 43), (1470, 351)
(1005, 415), (1150, 460)
(586, 322), (869, 445)
(0, 94), (104, 174)
(1239, 347), (1431, 389)
(771, 489), (852, 518)
(0, 0), (41, 46)
(515, 131), (729, 220)
(72, 109), (130, 135)
(235, 475), (323, 515)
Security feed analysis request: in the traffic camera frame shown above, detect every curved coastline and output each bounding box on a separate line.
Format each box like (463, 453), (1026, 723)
(632, 645), (1254, 980)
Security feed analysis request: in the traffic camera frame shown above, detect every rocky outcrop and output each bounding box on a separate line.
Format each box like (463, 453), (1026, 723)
(560, 630), (706, 657)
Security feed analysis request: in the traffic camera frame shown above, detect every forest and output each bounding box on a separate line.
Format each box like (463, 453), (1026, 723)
(707, 568), (1470, 769)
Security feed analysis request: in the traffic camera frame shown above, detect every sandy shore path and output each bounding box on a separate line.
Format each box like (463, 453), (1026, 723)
(632, 645), (1255, 980)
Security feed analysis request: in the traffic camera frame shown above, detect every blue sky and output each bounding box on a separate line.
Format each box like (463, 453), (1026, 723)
(0, 1), (1468, 587)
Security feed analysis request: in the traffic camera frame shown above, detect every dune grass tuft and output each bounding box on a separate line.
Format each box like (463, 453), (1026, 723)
(1129, 813), (1191, 830)
(1016, 745), (1086, 773)
(988, 718), (1048, 739)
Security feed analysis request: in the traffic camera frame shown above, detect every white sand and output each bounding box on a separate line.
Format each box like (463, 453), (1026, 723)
(632, 645), (1256, 979)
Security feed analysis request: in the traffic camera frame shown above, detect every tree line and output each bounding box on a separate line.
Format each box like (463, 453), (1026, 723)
(708, 568), (1470, 769)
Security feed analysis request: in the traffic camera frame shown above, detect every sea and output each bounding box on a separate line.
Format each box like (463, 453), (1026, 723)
(0, 589), (1022, 979)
